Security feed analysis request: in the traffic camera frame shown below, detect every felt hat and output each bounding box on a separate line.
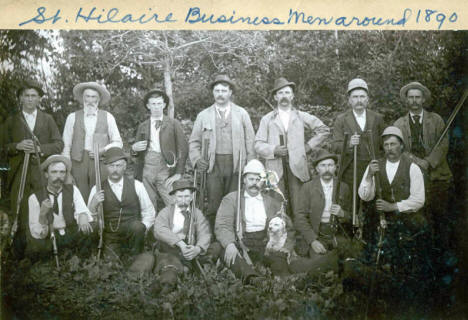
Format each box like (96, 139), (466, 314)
(40, 155), (72, 172)
(209, 75), (236, 91)
(270, 77), (296, 96)
(399, 82), (431, 101)
(103, 147), (128, 165)
(347, 78), (368, 94)
(17, 79), (44, 98)
(243, 159), (266, 176)
(312, 149), (338, 167)
(73, 82), (111, 106)
(143, 88), (169, 108)
(169, 179), (197, 195)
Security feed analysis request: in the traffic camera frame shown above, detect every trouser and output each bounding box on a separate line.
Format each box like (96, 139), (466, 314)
(342, 158), (369, 224)
(142, 151), (174, 211)
(277, 163), (303, 217)
(206, 154), (238, 227)
(104, 219), (146, 257)
(71, 151), (107, 202)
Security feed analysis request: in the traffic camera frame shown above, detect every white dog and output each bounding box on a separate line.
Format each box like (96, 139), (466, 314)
(265, 216), (298, 264)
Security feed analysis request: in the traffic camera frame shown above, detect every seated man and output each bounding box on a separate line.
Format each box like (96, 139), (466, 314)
(153, 179), (211, 293)
(27, 155), (93, 260)
(89, 147), (155, 258)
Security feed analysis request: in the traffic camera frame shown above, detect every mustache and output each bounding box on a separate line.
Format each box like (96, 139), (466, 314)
(279, 97), (290, 104)
(52, 178), (64, 184)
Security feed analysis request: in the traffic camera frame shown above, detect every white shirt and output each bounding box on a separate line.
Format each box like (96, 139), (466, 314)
(149, 116), (163, 152)
(320, 179), (334, 223)
(278, 108), (291, 132)
(352, 110), (366, 132)
(171, 205), (187, 240)
(88, 178), (156, 230)
(215, 103), (231, 120)
(244, 191), (267, 232)
(409, 110), (424, 124)
(62, 108), (123, 157)
(29, 185), (93, 239)
(22, 109), (37, 132)
(358, 160), (425, 212)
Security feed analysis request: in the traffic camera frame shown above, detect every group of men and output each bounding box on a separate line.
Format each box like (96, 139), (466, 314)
(0, 74), (452, 293)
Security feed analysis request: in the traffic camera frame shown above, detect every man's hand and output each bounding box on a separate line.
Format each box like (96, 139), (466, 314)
(311, 240), (327, 254)
(349, 134), (360, 147)
(411, 155), (429, 171)
(196, 159), (209, 172)
(77, 213), (93, 234)
(368, 160), (380, 177)
(330, 204), (343, 217)
(165, 173), (181, 190)
(132, 141), (148, 152)
(224, 243), (240, 266)
(39, 199), (53, 225)
(376, 199), (398, 212)
(274, 145), (288, 157)
(182, 245), (202, 261)
(16, 139), (35, 153)
(90, 190), (105, 213)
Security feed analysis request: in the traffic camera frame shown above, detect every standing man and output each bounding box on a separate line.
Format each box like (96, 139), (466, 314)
(2, 80), (63, 256)
(255, 77), (329, 214)
(189, 75), (255, 226)
(62, 82), (123, 201)
(132, 89), (188, 210)
(394, 82), (452, 251)
(88, 147), (155, 258)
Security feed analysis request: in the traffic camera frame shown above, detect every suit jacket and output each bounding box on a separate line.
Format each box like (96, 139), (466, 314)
(154, 205), (211, 252)
(331, 109), (385, 170)
(215, 190), (295, 252)
(394, 110), (452, 182)
(2, 110), (63, 188)
(255, 108), (329, 182)
(189, 103), (255, 173)
(133, 115), (188, 179)
(294, 177), (352, 245)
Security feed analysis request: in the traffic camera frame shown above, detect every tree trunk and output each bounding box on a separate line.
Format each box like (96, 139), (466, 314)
(163, 55), (174, 119)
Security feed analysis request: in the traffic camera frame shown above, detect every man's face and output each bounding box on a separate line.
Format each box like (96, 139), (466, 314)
(20, 88), (41, 112)
(45, 162), (67, 189)
(174, 189), (193, 211)
(274, 86), (294, 109)
(315, 158), (336, 182)
(147, 96), (166, 118)
(83, 88), (101, 109)
(106, 159), (126, 182)
(348, 89), (368, 113)
(405, 89), (425, 113)
(383, 136), (403, 162)
(213, 83), (232, 105)
(243, 173), (263, 197)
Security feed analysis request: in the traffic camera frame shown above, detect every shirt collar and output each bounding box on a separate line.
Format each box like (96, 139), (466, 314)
(409, 110), (424, 123)
(244, 190), (263, 201)
(278, 107), (291, 115)
(84, 106), (98, 116)
(108, 178), (123, 187)
(23, 109), (37, 118)
(320, 178), (333, 189)
(215, 103), (231, 115)
(352, 109), (366, 119)
(151, 116), (163, 122)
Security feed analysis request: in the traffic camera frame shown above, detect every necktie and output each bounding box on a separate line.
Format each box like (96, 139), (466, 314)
(413, 115), (420, 124)
(219, 109), (226, 120)
(154, 120), (162, 130)
(182, 209), (192, 242)
(48, 191), (60, 225)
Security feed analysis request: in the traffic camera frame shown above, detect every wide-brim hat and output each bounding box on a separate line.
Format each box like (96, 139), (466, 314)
(209, 75), (236, 91)
(312, 149), (338, 167)
(17, 79), (44, 98)
(73, 82), (111, 106)
(271, 77), (296, 96)
(143, 89), (169, 108)
(169, 179), (197, 195)
(103, 147), (128, 165)
(400, 82), (431, 101)
(40, 155), (72, 172)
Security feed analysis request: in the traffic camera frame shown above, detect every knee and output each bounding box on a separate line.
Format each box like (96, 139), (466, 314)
(129, 221), (146, 235)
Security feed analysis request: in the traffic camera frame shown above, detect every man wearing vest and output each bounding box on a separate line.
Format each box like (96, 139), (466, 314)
(394, 82), (453, 252)
(26, 155), (93, 260)
(255, 77), (329, 215)
(88, 147), (155, 258)
(189, 75), (256, 227)
(132, 89), (188, 210)
(62, 82), (123, 201)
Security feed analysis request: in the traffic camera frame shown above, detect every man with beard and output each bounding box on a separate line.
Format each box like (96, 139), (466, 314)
(88, 147), (155, 258)
(62, 82), (123, 201)
(255, 77), (329, 215)
(26, 155), (93, 260)
(189, 75), (255, 227)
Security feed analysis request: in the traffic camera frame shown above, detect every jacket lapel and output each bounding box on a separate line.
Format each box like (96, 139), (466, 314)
(401, 113), (412, 150)
(32, 109), (42, 137)
(272, 110), (286, 135)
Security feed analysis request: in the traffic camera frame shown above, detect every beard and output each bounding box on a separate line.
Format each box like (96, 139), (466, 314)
(321, 172), (333, 180)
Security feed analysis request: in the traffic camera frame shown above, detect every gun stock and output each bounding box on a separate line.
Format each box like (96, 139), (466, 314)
(9, 153), (30, 247)
(279, 135), (293, 216)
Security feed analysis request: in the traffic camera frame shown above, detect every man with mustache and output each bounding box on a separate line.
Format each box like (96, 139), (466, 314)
(26, 155), (93, 260)
(255, 77), (329, 215)
(189, 75), (255, 227)
(62, 82), (123, 201)
(88, 147), (155, 258)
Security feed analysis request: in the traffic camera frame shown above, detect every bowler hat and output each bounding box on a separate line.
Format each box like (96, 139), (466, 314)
(169, 179), (197, 195)
(347, 78), (368, 94)
(313, 149), (338, 167)
(40, 155), (72, 172)
(103, 147), (128, 165)
(73, 82), (111, 106)
(17, 79), (44, 98)
(270, 77), (296, 96)
(400, 82), (431, 101)
(143, 88), (169, 108)
(209, 75), (236, 91)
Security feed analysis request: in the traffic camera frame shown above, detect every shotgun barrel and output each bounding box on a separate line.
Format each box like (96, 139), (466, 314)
(94, 142), (104, 262)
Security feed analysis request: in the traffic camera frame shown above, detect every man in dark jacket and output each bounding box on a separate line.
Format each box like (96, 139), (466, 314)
(132, 89), (188, 210)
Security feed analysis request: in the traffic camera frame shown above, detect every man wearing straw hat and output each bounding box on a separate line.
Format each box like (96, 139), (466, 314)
(62, 81), (123, 200)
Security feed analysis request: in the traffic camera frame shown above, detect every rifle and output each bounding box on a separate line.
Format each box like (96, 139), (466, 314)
(197, 138), (209, 212)
(279, 134), (293, 216)
(236, 150), (253, 265)
(94, 142), (104, 262)
(352, 132), (358, 228)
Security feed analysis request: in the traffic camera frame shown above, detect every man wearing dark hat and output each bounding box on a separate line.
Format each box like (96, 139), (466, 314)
(26, 155), (93, 259)
(394, 82), (452, 251)
(132, 88), (188, 209)
(62, 81), (123, 200)
(255, 77), (329, 214)
(152, 179), (211, 293)
(88, 147), (155, 257)
(189, 74), (256, 227)
(2, 80), (63, 257)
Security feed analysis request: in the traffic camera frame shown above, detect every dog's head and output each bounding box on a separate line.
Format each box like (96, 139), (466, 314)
(268, 216), (286, 236)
